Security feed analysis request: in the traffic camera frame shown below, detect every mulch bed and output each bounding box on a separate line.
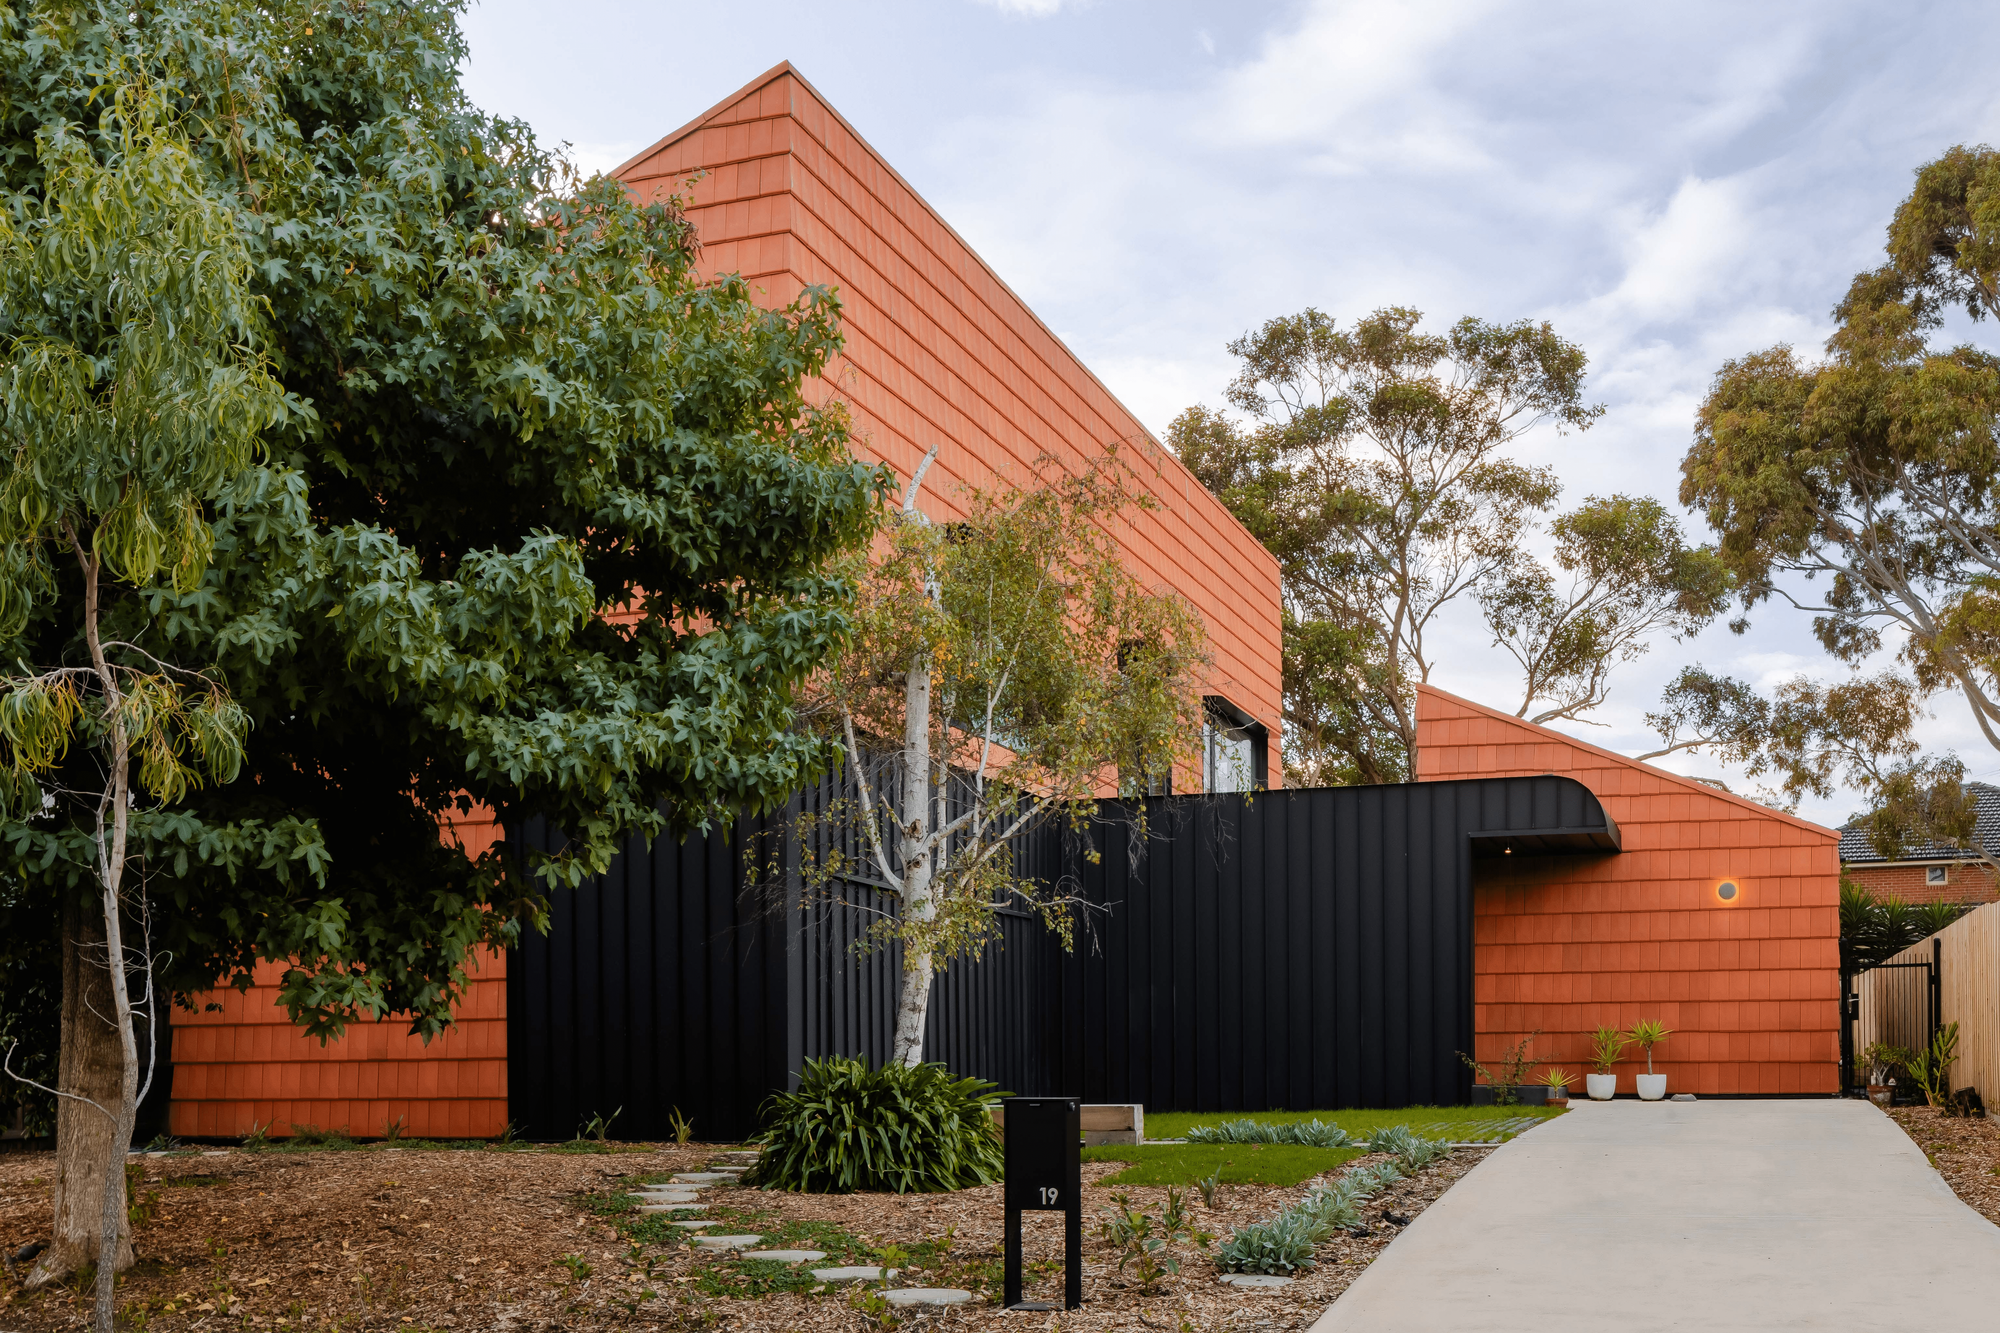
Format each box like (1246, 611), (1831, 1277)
(0, 1141), (1484, 1331)
(1888, 1106), (2000, 1226)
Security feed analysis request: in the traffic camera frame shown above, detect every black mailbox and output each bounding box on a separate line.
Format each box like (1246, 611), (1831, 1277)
(1000, 1096), (1082, 1310)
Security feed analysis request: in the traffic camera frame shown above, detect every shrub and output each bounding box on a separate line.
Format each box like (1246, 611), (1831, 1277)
(1368, 1125), (1452, 1170)
(744, 1055), (1006, 1193)
(1186, 1118), (1355, 1148)
(1214, 1209), (1326, 1274)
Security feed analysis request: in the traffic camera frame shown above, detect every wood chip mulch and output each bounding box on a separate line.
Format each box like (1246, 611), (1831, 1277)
(1888, 1105), (2000, 1225)
(0, 1140), (1486, 1332)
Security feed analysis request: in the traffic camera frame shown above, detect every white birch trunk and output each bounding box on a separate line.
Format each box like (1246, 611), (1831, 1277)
(890, 652), (936, 1067)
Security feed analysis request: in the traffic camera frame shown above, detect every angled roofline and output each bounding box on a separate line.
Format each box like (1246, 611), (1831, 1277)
(1416, 683), (1839, 840)
(611, 61), (1281, 570)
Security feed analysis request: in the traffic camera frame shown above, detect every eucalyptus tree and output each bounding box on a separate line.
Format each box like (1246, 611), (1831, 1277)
(801, 448), (1209, 1066)
(0, 0), (883, 1297)
(0, 87), (300, 1323)
(1682, 144), (2000, 851)
(1171, 306), (1617, 778)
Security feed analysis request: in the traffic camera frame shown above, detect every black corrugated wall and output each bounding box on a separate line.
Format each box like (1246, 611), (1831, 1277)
(507, 776), (1612, 1139)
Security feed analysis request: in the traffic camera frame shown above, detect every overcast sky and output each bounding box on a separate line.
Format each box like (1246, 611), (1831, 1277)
(460, 0), (2000, 826)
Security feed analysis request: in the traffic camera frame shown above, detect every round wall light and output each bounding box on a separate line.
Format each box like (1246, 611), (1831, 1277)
(1716, 879), (1740, 903)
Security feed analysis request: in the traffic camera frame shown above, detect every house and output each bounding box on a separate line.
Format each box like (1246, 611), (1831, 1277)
(164, 62), (1282, 1140)
(1838, 783), (2000, 906)
(161, 64), (1844, 1140)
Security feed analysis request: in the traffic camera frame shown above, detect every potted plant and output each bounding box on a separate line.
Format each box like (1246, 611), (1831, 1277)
(1542, 1067), (1572, 1108)
(1860, 1042), (1908, 1108)
(1587, 1026), (1626, 1100)
(1627, 1020), (1672, 1100)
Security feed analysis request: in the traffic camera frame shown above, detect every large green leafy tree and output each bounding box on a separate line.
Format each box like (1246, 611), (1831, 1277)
(0, 0), (883, 1290)
(1172, 307), (1721, 784)
(1682, 145), (2000, 845)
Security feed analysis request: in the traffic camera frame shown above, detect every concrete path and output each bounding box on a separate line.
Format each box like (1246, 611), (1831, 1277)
(1311, 1099), (2000, 1331)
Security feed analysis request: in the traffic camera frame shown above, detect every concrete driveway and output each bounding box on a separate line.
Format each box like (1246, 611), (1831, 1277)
(1312, 1099), (2000, 1331)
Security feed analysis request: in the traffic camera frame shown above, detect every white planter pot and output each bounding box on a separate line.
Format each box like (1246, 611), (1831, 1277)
(1636, 1073), (1667, 1101)
(1586, 1073), (1616, 1101)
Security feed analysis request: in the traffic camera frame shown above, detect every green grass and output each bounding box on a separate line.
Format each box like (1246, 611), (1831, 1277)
(1142, 1104), (1565, 1144)
(1081, 1143), (1366, 1186)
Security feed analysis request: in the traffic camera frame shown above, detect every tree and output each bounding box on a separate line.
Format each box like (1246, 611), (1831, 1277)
(1173, 306), (1725, 780)
(0, 85), (297, 1323)
(1683, 145), (2000, 751)
(800, 448), (1208, 1066)
(1, 0), (883, 1292)
(1638, 666), (1772, 764)
(1479, 496), (1732, 723)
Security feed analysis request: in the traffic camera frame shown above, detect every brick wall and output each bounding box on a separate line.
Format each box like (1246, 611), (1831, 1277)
(1417, 685), (1842, 1096)
(1843, 861), (2000, 906)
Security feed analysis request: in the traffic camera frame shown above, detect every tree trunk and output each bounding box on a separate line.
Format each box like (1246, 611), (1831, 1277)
(23, 897), (132, 1290)
(891, 652), (936, 1068)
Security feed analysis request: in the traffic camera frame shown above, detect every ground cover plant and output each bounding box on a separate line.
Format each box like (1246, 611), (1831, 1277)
(1144, 1104), (1565, 1143)
(1081, 1143), (1366, 1186)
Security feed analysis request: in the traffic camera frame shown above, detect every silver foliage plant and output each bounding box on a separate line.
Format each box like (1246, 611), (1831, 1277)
(1213, 1128), (1452, 1274)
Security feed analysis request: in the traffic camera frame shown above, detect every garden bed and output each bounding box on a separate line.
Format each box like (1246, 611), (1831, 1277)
(1887, 1105), (2000, 1227)
(0, 1125), (1504, 1330)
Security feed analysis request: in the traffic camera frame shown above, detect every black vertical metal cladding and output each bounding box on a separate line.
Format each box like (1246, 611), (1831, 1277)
(507, 773), (1615, 1133)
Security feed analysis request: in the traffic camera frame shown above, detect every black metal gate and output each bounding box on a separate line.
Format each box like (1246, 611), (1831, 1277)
(1844, 938), (1940, 1091)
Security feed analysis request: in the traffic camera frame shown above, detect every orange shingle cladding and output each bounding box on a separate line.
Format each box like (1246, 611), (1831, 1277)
(168, 812), (509, 1140)
(615, 62), (1283, 766)
(167, 62), (1285, 1137)
(1417, 685), (1841, 1096)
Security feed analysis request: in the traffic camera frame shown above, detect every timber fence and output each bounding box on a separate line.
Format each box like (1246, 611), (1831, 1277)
(1855, 900), (2000, 1105)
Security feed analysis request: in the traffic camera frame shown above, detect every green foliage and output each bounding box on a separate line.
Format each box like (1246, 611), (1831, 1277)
(1141, 1104), (1561, 1143)
(0, 0), (886, 1046)
(1907, 1022), (1963, 1110)
(743, 1056), (1005, 1194)
(283, 1124), (356, 1149)
(1541, 1066), (1573, 1090)
(789, 448), (1210, 1063)
(1213, 1152), (1431, 1275)
(1590, 1025), (1629, 1075)
(1841, 880), (1970, 972)
(1683, 144), (2000, 777)
(1625, 1020), (1672, 1077)
(667, 1106), (694, 1146)
(1097, 1188), (1211, 1292)
(1860, 1041), (1915, 1085)
(1172, 305), (1642, 783)
(1186, 1117), (1356, 1147)
(1458, 1030), (1542, 1103)
(575, 1107), (622, 1144)
(1083, 1144), (1365, 1188)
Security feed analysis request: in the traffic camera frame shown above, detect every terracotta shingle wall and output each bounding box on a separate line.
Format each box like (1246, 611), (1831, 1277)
(1416, 685), (1841, 1096)
(168, 812), (508, 1140)
(615, 63), (1284, 770)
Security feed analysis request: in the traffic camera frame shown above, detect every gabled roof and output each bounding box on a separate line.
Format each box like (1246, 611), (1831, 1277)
(1839, 782), (2000, 864)
(1416, 684), (1839, 839)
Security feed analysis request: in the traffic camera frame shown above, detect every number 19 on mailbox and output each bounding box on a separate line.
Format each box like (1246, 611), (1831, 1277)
(1001, 1096), (1082, 1310)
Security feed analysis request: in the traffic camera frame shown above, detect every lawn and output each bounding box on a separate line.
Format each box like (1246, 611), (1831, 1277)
(1081, 1142), (1365, 1186)
(1142, 1103), (1566, 1144)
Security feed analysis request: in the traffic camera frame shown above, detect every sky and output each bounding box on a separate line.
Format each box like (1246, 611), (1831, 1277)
(458, 0), (2000, 827)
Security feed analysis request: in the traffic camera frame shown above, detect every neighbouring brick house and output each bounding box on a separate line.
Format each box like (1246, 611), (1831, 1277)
(1840, 782), (2000, 907)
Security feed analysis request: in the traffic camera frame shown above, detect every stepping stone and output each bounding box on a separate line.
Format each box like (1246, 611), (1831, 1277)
(812, 1266), (899, 1282)
(670, 1220), (718, 1230)
(883, 1288), (972, 1307)
(1671, 1094), (1698, 1102)
(639, 1204), (706, 1214)
(637, 1191), (701, 1202)
(1219, 1274), (1292, 1289)
(672, 1172), (732, 1184)
(740, 1249), (827, 1263)
(692, 1234), (761, 1250)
